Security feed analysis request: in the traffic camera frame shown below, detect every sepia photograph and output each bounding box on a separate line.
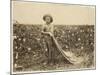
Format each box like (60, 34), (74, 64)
(11, 0), (96, 74)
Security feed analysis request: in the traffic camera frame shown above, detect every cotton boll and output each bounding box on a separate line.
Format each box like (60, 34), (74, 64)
(23, 38), (26, 42)
(28, 47), (31, 51)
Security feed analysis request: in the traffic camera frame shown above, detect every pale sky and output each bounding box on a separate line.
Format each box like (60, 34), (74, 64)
(12, 1), (95, 25)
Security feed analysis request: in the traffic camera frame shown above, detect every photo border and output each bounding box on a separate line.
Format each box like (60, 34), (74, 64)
(10, 0), (96, 74)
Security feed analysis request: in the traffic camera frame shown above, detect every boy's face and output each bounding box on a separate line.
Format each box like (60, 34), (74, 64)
(45, 16), (51, 24)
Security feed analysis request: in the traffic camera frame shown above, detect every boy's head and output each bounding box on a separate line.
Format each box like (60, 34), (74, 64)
(43, 14), (53, 24)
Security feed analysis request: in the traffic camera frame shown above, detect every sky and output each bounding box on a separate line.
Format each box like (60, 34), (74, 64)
(12, 1), (95, 25)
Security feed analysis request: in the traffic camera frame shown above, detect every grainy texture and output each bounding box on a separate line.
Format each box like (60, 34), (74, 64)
(13, 24), (95, 72)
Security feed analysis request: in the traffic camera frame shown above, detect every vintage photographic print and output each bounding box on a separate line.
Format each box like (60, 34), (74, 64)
(11, 0), (96, 74)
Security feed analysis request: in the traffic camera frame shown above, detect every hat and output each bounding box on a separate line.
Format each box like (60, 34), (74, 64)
(43, 14), (53, 23)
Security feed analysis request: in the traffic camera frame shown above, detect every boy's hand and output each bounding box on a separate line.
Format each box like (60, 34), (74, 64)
(41, 31), (53, 37)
